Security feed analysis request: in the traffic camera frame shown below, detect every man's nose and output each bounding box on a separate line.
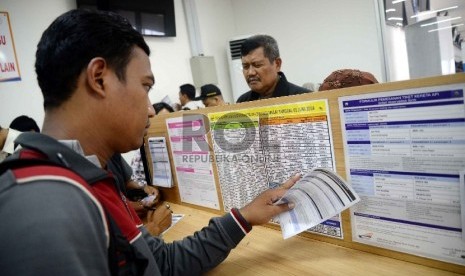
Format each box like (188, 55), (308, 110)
(245, 66), (256, 75)
(147, 99), (155, 118)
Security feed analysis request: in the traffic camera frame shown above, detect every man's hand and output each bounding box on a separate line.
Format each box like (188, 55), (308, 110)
(145, 202), (172, 236)
(239, 174), (301, 226)
(143, 185), (160, 207)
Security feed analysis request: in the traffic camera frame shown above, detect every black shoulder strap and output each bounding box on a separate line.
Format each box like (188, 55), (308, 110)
(1, 133), (148, 275)
(12, 132), (109, 184)
(139, 143), (152, 186)
(0, 156), (129, 275)
(0, 156), (67, 176)
(106, 213), (148, 276)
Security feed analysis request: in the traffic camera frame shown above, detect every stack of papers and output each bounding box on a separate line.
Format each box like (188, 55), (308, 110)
(275, 168), (360, 239)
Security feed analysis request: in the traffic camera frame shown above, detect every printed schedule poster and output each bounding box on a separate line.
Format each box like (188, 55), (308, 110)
(0, 12), (21, 82)
(339, 84), (465, 265)
(209, 100), (344, 239)
(166, 115), (220, 209)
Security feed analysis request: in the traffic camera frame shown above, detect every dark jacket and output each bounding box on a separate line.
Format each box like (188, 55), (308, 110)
(0, 132), (246, 276)
(236, 72), (309, 103)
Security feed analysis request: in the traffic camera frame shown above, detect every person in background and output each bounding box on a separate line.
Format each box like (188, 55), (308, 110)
(178, 83), (203, 110)
(0, 125), (21, 162)
(128, 101), (176, 235)
(318, 69), (378, 91)
(108, 153), (172, 237)
(236, 34), (310, 103)
(1, 116), (40, 162)
(195, 84), (228, 107)
(130, 101), (174, 188)
(9, 115), (40, 132)
(0, 9), (299, 275)
(153, 101), (175, 114)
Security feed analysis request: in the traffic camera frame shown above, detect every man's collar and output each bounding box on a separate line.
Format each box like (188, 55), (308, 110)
(250, 72), (287, 100)
(59, 140), (102, 168)
(13, 132), (109, 183)
(269, 72), (288, 98)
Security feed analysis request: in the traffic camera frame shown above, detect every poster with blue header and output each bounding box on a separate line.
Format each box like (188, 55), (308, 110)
(339, 84), (465, 265)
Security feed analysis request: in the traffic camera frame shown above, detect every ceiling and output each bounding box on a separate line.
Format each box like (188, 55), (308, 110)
(384, 0), (465, 44)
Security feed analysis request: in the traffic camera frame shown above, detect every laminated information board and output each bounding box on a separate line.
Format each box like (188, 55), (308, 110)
(339, 84), (465, 265)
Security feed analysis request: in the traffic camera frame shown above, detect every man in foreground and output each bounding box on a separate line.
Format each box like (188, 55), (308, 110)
(0, 9), (299, 275)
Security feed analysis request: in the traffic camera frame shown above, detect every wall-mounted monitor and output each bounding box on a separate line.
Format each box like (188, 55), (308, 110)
(77, 0), (176, 37)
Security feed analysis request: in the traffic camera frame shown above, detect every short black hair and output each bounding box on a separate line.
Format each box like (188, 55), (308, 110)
(9, 115), (40, 132)
(179, 84), (196, 100)
(240, 35), (280, 63)
(152, 102), (174, 114)
(35, 9), (150, 110)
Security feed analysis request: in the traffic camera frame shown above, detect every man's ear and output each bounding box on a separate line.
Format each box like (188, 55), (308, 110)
(274, 57), (282, 71)
(86, 57), (108, 98)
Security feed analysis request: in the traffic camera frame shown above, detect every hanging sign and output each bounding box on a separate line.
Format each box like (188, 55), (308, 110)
(0, 12), (21, 82)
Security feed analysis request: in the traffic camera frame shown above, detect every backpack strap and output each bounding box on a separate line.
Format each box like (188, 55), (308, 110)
(106, 212), (148, 276)
(1, 133), (148, 275)
(13, 132), (109, 184)
(0, 156), (67, 175)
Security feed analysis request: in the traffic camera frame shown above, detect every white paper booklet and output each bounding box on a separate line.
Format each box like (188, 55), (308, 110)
(275, 168), (360, 239)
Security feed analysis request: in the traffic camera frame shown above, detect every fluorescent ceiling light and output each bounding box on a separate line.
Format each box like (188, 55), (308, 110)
(387, 17), (403, 21)
(385, 9), (396, 13)
(411, 6), (458, 18)
(392, 0), (406, 4)
(421, 17), (462, 27)
(428, 23), (464, 33)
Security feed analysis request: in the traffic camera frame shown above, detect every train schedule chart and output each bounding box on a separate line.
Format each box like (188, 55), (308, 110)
(209, 100), (343, 238)
(339, 84), (465, 265)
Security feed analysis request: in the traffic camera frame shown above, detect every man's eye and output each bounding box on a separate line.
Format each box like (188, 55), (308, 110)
(242, 64), (250, 70)
(144, 85), (153, 92)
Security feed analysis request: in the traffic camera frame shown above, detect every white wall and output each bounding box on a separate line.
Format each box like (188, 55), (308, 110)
(0, 0), (385, 137)
(0, 0), (196, 129)
(195, 0), (236, 104)
(437, 20), (455, 75)
(230, 0), (384, 87)
(405, 17), (455, 79)
(0, 0), (77, 128)
(385, 25), (410, 81)
(144, 0), (193, 105)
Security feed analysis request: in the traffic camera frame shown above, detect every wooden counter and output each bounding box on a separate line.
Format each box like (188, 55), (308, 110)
(161, 203), (462, 276)
(149, 74), (465, 274)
